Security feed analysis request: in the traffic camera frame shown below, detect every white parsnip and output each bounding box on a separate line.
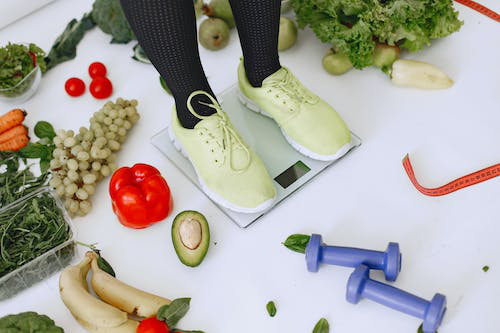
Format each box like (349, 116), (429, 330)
(391, 59), (453, 90)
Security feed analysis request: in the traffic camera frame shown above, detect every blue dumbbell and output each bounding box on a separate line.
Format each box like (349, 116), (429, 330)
(306, 234), (402, 281)
(347, 265), (447, 333)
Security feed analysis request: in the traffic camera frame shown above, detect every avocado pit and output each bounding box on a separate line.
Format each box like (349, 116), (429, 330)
(179, 218), (202, 250)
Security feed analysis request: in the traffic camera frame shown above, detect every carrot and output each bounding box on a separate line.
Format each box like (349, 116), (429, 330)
(0, 109), (27, 134)
(0, 125), (28, 144)
(0, 135), (29, 151)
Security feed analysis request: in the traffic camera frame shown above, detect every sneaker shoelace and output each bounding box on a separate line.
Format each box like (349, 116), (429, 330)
(187, 90), (251, 173)
(266, 68), (318, 109)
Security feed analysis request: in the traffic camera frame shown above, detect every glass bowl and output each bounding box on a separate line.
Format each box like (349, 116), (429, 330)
(0, 65), (42, 104)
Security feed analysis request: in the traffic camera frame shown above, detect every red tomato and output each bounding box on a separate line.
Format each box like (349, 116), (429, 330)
(28, 51), (37, 67)
(64, 77), (86, 97)
(136, 317), (170, 333)
(88, 62), (107, 78)
(89, 76), (113, 99)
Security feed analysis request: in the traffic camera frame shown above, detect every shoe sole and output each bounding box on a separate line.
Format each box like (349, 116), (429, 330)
(167, 124), (276, 214)
(237, 89), (354, 162)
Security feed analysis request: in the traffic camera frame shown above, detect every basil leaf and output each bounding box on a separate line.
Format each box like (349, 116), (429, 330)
(18, 142), (50, 159)
(97, 254), (116, 277)
(283, 234), (311, 254)
(157, 298), (191, 327)
(482, 265), (490, 272)
(171, 329), (205, 333)
(34, 121), (56, 140)
(266, 301), (277, 317)
(39, 159), (50, 174)
(312, 318), (329, 333)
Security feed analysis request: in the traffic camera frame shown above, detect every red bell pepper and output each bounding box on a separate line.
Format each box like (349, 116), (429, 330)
(109, 163), (173, 229)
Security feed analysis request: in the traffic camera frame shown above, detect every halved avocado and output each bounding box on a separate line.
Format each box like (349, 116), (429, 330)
(172, 210), (210, 267)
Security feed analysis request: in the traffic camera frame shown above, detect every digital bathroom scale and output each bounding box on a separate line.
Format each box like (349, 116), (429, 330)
(151, 84), (362, 228)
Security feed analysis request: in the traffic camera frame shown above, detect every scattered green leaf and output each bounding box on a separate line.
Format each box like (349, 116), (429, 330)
(157, 298), (191, 327)
(283, 234), (311, 254)
(312, 318), (329, 333)
(266, 301), (277, 317)
(45, 12), (96, 71)
(34, 121), (56, 140)
(482, 265), (490, 273)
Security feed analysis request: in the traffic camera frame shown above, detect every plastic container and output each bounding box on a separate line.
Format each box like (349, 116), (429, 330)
(0, 187), (76, 300)
(0, 65), (42, 103)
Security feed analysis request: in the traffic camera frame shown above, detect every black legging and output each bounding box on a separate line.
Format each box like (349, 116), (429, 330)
(120, 0), (281, 129)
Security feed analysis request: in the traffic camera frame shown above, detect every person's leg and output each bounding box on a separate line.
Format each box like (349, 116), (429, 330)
(229, 0), (282, 87)
(120, 0), (216, 129)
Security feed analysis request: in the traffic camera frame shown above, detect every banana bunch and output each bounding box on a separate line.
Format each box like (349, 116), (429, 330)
(59, 252), (171, 332)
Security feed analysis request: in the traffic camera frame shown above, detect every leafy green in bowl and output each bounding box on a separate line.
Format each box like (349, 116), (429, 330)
(0, 43), (46, 102)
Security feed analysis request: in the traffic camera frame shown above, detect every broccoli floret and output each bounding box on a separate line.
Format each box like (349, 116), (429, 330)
(92, 0), (136, 44)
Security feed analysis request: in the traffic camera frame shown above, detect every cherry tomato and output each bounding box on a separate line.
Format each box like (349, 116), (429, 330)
(64, 77), (86, 97)
(136, 317), (170, 333)
(89, 76), (113, 99)
(28, 51), (37, 67)
(88, 62), (107, 78)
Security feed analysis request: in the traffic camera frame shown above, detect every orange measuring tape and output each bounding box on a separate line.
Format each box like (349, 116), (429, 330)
(454, 0), (500, 22)
(403, 155), (500, 196)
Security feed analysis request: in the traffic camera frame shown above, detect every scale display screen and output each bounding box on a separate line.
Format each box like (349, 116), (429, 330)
(274, 161), (311, 189)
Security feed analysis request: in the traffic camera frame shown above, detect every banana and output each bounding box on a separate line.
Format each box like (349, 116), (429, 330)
(76, 317), (139, 333)
(59, 252), (128, 328)
(90, 256), (171, 317)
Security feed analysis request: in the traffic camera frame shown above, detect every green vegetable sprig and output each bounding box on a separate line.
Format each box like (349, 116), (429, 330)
(0, 121), (55, 207)
(0, 192), (71, 278)
(17, 121), (56, 173)
(292, 0), (463, 69)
